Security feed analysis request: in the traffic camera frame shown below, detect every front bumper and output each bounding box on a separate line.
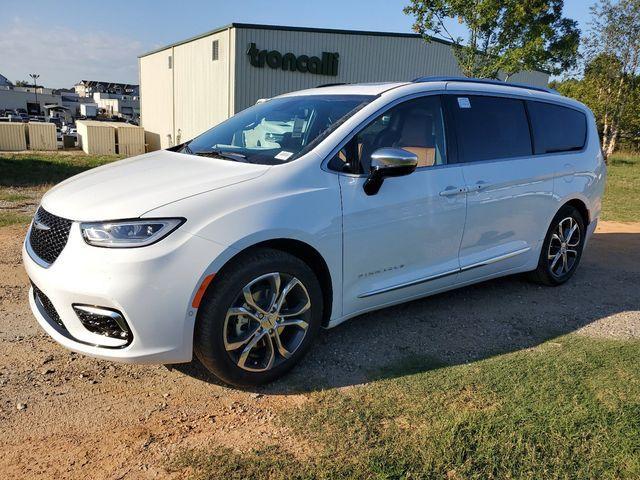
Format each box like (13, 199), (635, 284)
(585, 217), (598, 246)
(23, 221), (229, 364)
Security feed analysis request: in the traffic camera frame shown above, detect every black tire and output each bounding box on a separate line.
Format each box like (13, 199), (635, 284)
(194, 248), (323, 387)
(528, 205), (586, 286)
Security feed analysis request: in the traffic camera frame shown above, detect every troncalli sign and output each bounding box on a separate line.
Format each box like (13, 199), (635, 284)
(247, 43), (339, 76)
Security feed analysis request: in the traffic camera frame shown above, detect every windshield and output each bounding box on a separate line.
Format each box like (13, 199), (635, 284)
(178, 94), (375, 165)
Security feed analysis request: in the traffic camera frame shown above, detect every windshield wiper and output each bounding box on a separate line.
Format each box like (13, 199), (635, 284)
(181, 143), (194, 154)
(192, 149), (248, 162)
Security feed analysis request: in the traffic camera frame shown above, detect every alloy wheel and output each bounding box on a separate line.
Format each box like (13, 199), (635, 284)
(223, 272), (311, 372)
(547, 216), (581, 278)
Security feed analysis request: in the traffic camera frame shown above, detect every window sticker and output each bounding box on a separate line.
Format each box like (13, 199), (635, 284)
(457, 97), (471, 109)
(274, 150), (294, 161)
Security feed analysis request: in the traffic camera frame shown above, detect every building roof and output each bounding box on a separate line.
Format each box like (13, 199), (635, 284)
(138, 22), (454, 58)
(75, 80), (139, 89)
(0, 73), (12, 86)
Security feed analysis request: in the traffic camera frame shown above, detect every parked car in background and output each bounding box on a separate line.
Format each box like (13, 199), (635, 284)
(3, 114), (26, 123)
(23, 78), (605, 386)
(49, 117), (63, 128)
(63, 125), (77, 138)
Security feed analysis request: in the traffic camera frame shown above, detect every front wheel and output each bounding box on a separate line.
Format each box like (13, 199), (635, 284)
(528, 205), (586, 286)
(194, 249), (323, 386)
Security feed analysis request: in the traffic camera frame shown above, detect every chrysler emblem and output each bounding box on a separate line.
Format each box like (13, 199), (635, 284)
(33, 219), (51, 231)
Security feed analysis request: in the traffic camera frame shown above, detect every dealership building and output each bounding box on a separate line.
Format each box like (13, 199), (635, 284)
(139, 23), (549, 150)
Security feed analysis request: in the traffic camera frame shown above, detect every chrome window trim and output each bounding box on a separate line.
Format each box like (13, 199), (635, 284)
(320, 88), (591, 177)
(445, 90), (590, 158)
(321, 90), (448, 177)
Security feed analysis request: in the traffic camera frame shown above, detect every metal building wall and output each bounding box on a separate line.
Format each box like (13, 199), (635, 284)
(139, 28), (233, 150)
(173, 29), (233, 143)
(139, 49), (175, 150)
(233, 27), (549, 111)
(139, 24), (551, 150)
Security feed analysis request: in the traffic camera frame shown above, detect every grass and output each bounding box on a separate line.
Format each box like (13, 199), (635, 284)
(0, 152), (121, 187)
(0, 152), (121, 227)
(602, 152), (640, 222)
(0, 192), (31, 202)
(171, 336), (640, 479)
(0, 211), (32, 228)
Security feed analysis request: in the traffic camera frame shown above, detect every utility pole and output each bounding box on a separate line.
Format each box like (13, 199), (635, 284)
(29, 73), (40, 114)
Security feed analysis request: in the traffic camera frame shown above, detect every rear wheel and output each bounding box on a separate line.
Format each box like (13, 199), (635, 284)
(194, 249), (323, 386)
(528, 205), (586, 286)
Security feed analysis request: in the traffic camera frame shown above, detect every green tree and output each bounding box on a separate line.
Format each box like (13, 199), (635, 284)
(14, 80), (30, 87)
(582, 0), (640, 157)
(403, 0), (580, 81)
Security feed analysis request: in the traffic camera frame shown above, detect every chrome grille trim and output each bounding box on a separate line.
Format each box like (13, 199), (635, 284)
(27, 207), (73, 266)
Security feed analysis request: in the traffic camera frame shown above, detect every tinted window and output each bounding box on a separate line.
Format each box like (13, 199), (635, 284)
(528, 101), (587, 154)
(451, 95), (532, 162)
(329, 96), (447, 174)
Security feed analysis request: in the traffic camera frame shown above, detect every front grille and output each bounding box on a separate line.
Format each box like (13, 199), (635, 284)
(32, 283), (65, 329)
(28, 207), (73, 265)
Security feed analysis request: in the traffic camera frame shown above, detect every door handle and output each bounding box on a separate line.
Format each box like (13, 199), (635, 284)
(439, 186), (467, 196)
(470, 180), (491, 192)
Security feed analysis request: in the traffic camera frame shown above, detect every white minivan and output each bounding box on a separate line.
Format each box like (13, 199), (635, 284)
(23, 78), (606, 386)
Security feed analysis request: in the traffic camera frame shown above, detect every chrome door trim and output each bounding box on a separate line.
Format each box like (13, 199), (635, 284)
(459, 247), (531, 272)
(357, 268), (459, 298)
(357, 246), (531, 298)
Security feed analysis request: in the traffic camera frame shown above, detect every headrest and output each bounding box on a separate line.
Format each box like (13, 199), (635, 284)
(397, 112), (434, 147)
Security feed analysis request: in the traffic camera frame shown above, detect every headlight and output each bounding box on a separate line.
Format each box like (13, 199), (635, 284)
(80, 218), (184, 248)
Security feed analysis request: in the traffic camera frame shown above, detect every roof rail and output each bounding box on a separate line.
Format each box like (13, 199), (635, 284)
(315, 82), (349, 88)
(412, 76), (557, 95)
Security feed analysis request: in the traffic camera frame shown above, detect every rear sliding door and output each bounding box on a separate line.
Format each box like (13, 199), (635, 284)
(446, 94), (558, 280)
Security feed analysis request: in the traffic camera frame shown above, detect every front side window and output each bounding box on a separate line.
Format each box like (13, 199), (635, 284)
(330, 95), (448, 174)
(450, 95), (532, 162)
(180, 95), (374, 165)
(527, 101), (587, 154)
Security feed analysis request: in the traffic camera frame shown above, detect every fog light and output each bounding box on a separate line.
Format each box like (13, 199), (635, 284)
(73, 305), (131, 341)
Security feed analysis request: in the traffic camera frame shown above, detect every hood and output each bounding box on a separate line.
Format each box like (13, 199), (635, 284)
(41, 150), (270, 221)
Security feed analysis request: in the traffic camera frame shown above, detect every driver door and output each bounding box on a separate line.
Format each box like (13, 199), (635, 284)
(335, 95), (467, 317)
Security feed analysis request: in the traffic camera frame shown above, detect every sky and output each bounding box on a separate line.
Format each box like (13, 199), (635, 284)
(0, 0), (594, 88)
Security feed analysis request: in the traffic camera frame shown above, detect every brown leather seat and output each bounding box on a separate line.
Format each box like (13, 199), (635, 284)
(395, 112), (436, 167)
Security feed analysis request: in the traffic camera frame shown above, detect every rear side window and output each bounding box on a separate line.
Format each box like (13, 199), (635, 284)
(527, 101), (587, 154)
(450, 95), (532, 162)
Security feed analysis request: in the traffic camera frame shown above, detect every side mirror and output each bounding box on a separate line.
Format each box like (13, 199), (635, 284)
(363, 148), (418, 195)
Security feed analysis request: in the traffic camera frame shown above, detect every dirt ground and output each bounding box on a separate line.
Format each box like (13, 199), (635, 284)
(1, 221), (638, 479)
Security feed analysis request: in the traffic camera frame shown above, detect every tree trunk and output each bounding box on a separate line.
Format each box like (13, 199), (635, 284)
(605, 124), (619, 158)
(601, 112), (610, 158)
